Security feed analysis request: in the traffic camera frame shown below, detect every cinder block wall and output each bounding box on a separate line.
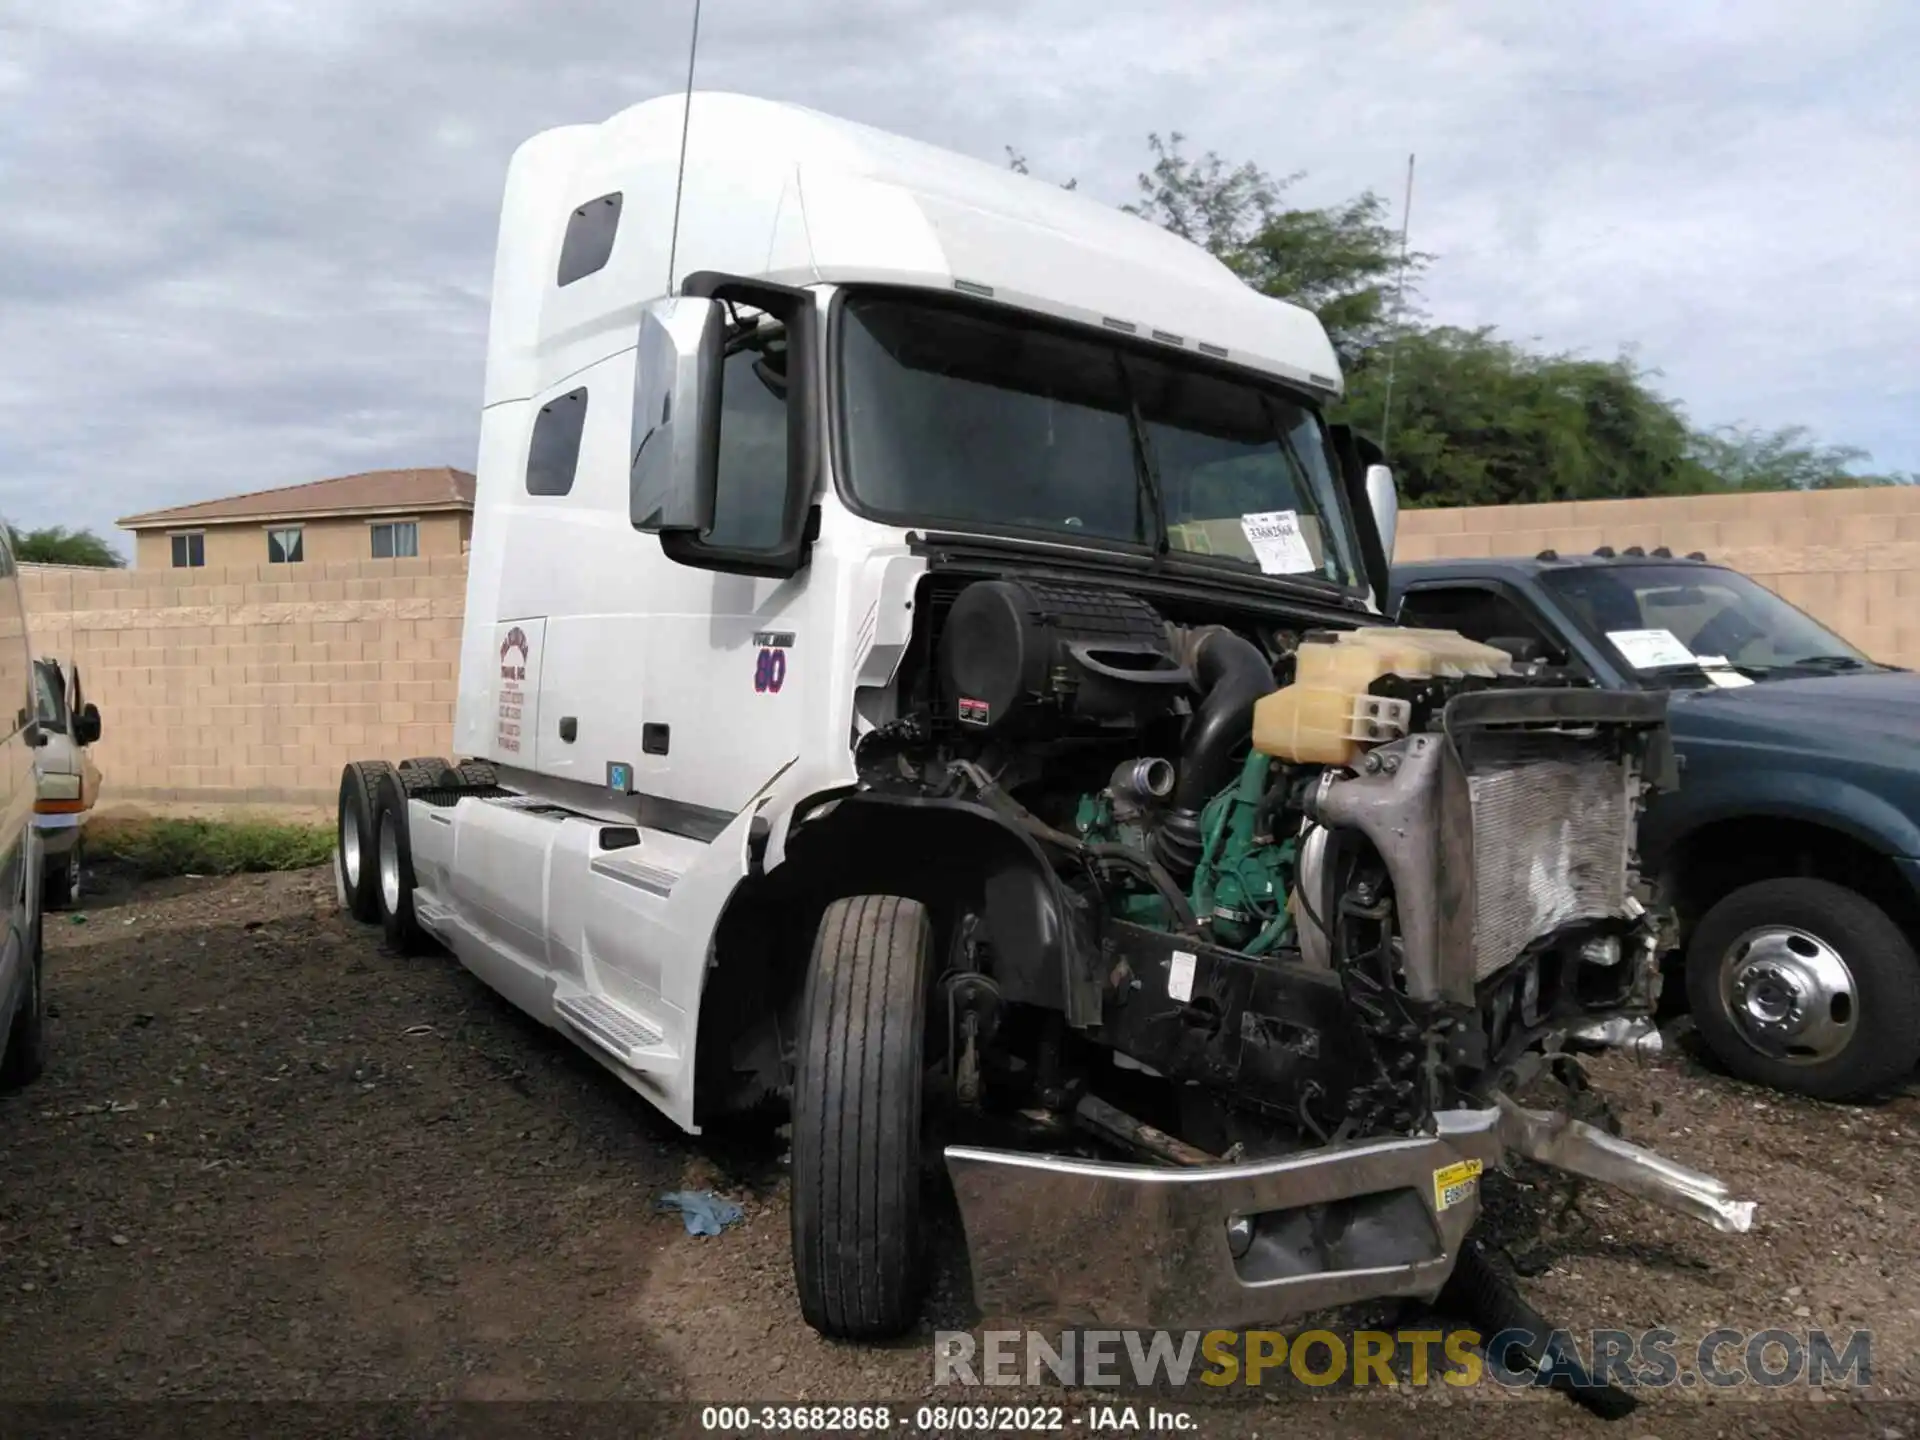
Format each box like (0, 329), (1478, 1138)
(22, 557), (467, 807)
(19, 484), (1920, 808)
(1397, 486), (1920, 668)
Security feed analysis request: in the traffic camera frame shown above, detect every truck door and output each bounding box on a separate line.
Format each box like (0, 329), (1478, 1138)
(629, 327), (817, 830)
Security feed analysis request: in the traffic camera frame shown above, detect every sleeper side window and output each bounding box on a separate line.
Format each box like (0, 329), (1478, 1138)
(556, 193), (623, 286)
(526, 388), (589, 496)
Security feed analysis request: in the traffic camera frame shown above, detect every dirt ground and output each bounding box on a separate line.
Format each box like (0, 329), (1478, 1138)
(1, 864), (1916, 1438)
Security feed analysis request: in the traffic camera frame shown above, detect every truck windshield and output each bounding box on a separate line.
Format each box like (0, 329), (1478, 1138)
(835, 292), (1361, 589)
(1541, 563), (1876, 678)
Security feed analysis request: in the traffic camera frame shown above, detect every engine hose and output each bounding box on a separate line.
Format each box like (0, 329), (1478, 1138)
(1437, 1239), (1638, 1420)
(951, 761), (1200, 933)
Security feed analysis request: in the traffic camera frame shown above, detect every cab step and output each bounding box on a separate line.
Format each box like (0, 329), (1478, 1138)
(553, 988), (677, 1069)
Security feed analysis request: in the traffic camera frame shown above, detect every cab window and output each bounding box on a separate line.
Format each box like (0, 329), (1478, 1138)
(706, 328), (790, 551)
(1397, 583), (1568, 667)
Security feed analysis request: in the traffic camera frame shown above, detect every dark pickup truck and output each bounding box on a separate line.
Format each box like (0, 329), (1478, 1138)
(1390, 548), (1920, 1100)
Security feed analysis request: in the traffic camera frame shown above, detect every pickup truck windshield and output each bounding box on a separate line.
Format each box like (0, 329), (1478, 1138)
(836, 292), (1361, 589)
(1541, 563), (1874, 677)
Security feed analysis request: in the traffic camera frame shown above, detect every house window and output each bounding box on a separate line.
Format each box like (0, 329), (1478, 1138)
(267, 526), (304, 564)
(556, 192), (623, 286)
(371, 520), (419, 559)
(527, 387), (589, 496)
(170, 533), (206, 568)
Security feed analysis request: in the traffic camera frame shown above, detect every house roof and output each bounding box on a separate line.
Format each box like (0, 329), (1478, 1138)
(118, 467), (476, 530)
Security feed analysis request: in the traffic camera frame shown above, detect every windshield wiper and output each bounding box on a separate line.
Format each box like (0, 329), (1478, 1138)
(1113, 356), (1169, 557)
(1639, 660), (1773, 680)
(1783, 654), (1872, 671)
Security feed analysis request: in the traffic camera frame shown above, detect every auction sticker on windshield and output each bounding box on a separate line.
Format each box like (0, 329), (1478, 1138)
(1239, 510), (1316, 575)
(1607, 628), (1697, 669)
(1691, 654), (1755, 688)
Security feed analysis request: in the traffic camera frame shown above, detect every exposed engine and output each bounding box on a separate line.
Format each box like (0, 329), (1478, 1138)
(858, 571), (1674, 1147)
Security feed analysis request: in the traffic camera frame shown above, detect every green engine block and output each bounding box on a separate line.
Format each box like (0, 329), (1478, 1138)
(1075, 750), (1298, 951)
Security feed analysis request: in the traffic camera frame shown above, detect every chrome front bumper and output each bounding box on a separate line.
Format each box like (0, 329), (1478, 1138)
(946, 1095), (1752, 1330)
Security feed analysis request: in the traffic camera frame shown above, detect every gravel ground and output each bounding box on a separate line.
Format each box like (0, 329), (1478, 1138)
(1, 864), (1915, 1438)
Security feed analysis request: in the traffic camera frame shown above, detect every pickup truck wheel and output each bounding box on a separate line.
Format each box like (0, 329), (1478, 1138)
(791, 895), (932, 1339)
(1, 912), (47, 1090)
(42, 843), (80, 912)
(1686, 878), (1920, 1100)
(372, 773), (427, 954)
(338, 761), (395, 924)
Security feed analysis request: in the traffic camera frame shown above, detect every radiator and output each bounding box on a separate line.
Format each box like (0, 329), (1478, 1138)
(1465, 735), (1634, 980)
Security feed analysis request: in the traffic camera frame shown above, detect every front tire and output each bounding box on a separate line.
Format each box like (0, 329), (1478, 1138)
(42, 841), (81, 912)
(1686, 878), (1920, 1100)
(1, 913), (47, 1090)
(791, 895), (932, 1339)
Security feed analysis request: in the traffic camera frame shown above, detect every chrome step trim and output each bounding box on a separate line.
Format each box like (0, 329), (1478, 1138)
(554, 991), (666, 1062)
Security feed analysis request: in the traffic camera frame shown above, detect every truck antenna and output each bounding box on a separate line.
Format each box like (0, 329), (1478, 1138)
(1378, 152), (1416, 457)
(665, 0), (704, 297)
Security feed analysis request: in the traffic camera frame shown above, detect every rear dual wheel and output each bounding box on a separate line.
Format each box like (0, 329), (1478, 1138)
(338, 761), (395, 923)
(1686, 878), (1920, 1100)
(337, 761), (428, 953)
(373, 772), (427, 954)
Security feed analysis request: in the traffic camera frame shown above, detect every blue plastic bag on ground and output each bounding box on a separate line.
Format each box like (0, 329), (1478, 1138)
(655, 1189), (745, 1236)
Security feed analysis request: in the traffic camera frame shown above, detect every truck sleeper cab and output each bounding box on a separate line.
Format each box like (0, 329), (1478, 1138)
(336, 93), (1752, 1372)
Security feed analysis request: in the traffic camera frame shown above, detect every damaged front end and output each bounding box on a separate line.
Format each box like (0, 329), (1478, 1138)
(846, 574), (1749, 1353)
(948, 1093), (1751, 1332)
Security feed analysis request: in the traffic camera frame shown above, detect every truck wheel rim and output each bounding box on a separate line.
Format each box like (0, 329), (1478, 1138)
(378, 821), (401, 916)
(1718, 924), (1856, 1065)
(343, 815), (362, 888)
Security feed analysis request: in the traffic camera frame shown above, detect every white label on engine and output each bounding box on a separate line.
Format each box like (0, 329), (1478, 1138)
(1239, 510), (1316, 575)
(1167, 949), (1197, 1004)
(1606, 627), (1696, 669)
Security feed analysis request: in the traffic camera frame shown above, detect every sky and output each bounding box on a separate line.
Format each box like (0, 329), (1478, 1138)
(2, 0), (1915, 557)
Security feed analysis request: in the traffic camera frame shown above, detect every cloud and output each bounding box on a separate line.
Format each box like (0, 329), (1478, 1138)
(2, 0), (1914, 556)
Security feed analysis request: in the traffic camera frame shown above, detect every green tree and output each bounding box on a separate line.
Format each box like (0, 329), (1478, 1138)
(1122, 133), (1418, 366)
(7, 525), (126, 567)
(1687, 424), (1892, 491)
(1334, 327), (1719, 507)
(1013, 131), (1907, 502)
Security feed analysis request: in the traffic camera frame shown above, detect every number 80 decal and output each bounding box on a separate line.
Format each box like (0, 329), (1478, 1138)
(754, 647), (788, 694)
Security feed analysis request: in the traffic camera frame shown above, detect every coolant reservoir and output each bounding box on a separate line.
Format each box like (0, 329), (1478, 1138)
(1253, 627), (1514, 766)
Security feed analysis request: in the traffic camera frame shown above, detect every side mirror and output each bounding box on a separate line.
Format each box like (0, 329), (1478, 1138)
(1364, 463), (1398, 563)
(21, 718), (45, 748)
(629, 296), (726, 536)
(74, 703), (101, 746)
(637, 270), (822, 582)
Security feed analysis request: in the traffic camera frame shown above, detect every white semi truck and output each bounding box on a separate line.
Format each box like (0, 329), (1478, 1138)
(336, 91), (1751, 1379)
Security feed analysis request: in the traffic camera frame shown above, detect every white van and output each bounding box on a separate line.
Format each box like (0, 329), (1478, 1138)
(31, 656), (103, 909)
(0, 526), (49, 1089)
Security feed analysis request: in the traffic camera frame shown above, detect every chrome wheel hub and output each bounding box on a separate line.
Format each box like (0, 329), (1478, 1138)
(343, 815), (362, 889)
(1719, 925), (1856, 1065)
(378, 820), (402, 916)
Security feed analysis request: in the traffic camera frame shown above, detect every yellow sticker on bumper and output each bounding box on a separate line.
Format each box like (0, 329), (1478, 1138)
(1433, 1158), (1484, 1211)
